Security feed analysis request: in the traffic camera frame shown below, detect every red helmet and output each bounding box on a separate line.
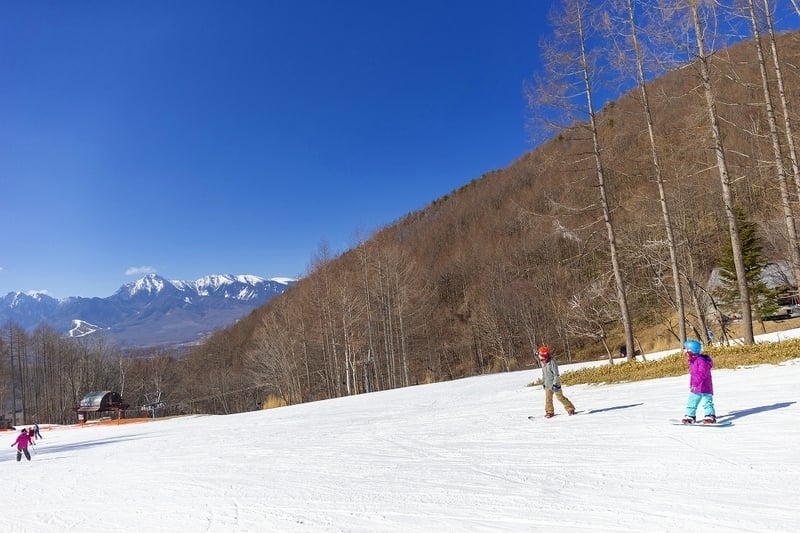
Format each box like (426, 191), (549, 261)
(537, 345), (551, 359)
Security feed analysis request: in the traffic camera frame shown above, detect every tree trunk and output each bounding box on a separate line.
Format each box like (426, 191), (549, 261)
(689, 1), (754, 344)
(623, 0), (687, 344)
(762, 0), (800, 291)
(575, 1), (637, 360)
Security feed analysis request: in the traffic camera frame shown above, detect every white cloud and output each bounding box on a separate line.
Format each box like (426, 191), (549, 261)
(25, 289), (50, 296)
(125, 266), (157, 276)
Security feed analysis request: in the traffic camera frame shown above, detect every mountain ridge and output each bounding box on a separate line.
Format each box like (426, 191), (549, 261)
(0, 273), (294, 348)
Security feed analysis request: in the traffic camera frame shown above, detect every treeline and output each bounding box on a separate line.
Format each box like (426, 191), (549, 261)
(0, 322), (264, 425)
(4, 1), (800, 423)
(0, 324), (161, 425)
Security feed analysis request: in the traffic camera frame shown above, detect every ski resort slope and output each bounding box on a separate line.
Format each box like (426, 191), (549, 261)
(2, 356), (798, 531)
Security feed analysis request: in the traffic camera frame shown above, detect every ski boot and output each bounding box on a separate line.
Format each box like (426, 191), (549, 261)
(702, 415), (717, 424)
(544, 413), (555, 419)
(681, 415), (696, 425)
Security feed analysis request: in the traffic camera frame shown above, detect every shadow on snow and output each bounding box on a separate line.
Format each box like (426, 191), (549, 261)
(3, 434), (154, 464)
(720, 401), (796, 422)
(587, 403), (643, 414)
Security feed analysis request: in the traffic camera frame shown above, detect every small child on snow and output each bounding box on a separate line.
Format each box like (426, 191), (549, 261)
(11, 428), (33, 462)
(538, 345), (576, 418)
(681, 339), (717, 424)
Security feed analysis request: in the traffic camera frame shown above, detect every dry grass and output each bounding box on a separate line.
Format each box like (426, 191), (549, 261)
(262, 395), (288, 410)
(87, 417), (152, 426)
(532, 338), (800, 387)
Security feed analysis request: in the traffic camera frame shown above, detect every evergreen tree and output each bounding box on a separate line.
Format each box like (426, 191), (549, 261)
(716, 205), (775, 317)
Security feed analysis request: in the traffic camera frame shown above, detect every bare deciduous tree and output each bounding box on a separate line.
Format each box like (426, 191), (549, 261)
(659, 0), (755, 343)
(742, 0), (800, 293)
(606, 0), (688, 344)
(530, 0), (637, 359)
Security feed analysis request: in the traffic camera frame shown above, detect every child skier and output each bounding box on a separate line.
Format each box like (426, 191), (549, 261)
(11, 428), (33, 462)
(681, 339), (716, 424)
(537, 345), (576, 418)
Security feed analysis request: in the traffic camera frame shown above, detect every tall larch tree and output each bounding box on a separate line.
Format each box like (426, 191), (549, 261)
(743, 0), (800, 296)
(607, 0), (688, 344)
(659, 0), (755, 343)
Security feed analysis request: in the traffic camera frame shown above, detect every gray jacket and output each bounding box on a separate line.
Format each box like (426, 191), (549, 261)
(541, 358), (561, 390)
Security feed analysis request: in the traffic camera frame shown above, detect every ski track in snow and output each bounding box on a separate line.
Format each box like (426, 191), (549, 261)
(1, 352), (799, 532)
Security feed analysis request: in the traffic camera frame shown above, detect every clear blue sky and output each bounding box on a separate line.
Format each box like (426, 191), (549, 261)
(0, 1), (555, 298)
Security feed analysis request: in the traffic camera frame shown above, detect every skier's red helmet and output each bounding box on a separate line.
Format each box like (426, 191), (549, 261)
(537, 345), (551, 361)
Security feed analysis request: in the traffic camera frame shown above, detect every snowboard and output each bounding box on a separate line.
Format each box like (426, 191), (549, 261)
(528, 410), (587, 420)
(669, 418), (732, 427)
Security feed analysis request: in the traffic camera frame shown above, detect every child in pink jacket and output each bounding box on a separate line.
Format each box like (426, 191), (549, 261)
(12, 428), (33, 461)
(681, 339), (716, 424)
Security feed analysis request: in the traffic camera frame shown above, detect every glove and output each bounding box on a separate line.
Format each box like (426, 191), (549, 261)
(552, 384), (561, 392)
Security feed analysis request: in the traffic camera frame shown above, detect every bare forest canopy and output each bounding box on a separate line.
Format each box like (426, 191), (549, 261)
(4, 3), (800, 423)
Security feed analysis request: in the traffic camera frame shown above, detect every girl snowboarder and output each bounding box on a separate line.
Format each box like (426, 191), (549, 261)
(681, 339), (717, 424)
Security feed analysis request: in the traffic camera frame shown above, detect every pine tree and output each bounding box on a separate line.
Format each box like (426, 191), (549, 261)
(716, 205), (775, 318)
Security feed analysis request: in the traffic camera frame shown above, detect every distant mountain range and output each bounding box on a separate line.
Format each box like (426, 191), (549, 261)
(0, 274), (294, 348)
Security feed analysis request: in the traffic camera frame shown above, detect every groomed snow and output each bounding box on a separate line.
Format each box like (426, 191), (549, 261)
(2, 345), (798, 532)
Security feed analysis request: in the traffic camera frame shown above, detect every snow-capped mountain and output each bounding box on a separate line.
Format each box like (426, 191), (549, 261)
(0, 274), (294, 348)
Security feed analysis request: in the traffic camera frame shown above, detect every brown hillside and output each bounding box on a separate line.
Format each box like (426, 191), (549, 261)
(185, 30), (800, 408)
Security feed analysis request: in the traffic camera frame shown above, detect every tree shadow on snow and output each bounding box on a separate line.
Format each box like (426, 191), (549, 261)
(588, 403), (643, 414)
(719, 401), (796, 422)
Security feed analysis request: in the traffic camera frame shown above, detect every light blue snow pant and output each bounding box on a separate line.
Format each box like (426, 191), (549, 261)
(686, 392), (715, 418)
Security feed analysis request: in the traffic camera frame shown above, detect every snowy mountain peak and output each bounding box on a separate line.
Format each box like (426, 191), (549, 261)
(124, 274), (169, 297)
(194, 274), (256, 293)
(4, 290), (57, 308)
(111, 273), (294, 302)
(1, 273), (295, 348)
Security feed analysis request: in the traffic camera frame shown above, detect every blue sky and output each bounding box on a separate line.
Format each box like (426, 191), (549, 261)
(0, 1), (555, 298)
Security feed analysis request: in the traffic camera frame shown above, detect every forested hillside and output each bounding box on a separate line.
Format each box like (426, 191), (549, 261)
(186, 22), (800, 408)
(4, 3), (800, 423)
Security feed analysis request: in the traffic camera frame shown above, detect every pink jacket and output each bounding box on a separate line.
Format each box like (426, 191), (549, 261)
(13, 432), (32, 449)
(688, 353), (714, 394)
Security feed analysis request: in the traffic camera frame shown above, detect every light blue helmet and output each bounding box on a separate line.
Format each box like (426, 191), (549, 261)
(683, 339), (702, 354)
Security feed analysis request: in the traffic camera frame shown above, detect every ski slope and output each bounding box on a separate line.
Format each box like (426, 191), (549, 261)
(2, 349), (798, 532)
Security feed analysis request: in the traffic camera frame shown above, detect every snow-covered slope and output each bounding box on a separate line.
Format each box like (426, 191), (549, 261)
(1, 350), (797, 531)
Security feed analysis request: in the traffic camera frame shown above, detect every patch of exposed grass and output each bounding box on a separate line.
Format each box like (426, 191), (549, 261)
(531, 339), (800, 387)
